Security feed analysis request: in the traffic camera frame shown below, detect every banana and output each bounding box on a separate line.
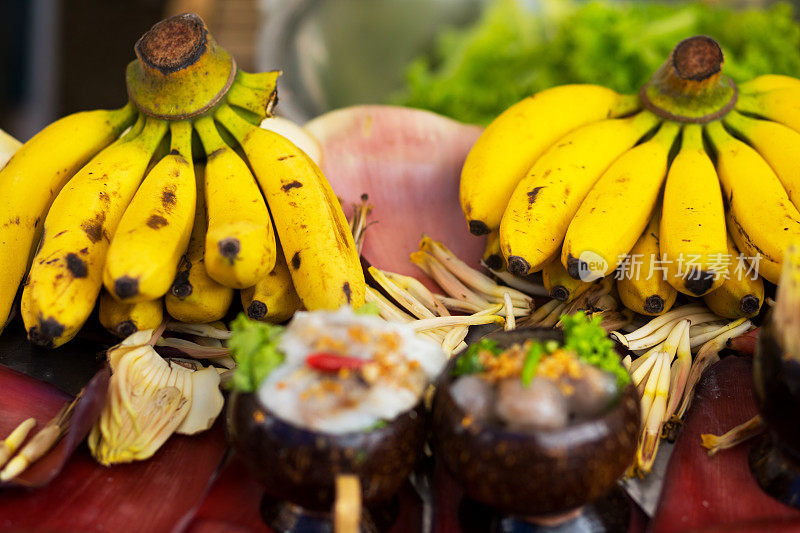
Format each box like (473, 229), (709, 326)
(562, 120), (679, 280)
(194, 116), (276, 289)
(460, 86), (639, 235)
(23, 117), (168, 347)
(99, 290), (163, 338)
(241, 242), (302, 324)
(738, 74), (800, 94)
(702, 235), (764, 318)
(0, 102), (136, 332)
(104, 120), (196, 302)
(542, 252), (591, 303)
(736, 87), (800, 134)
(617, 210), (677, 316)
(500, 111), (660, 276)
(165, 164), (234, 323)
(482, 230), (503, 271)
(660, 124), (727, 296)
(724, 110), (800, 210)
(225, 70), (280, 120)
(215, 104), (365, 310)
(706, 120), (800, 284)
(726, 210), (782, 285)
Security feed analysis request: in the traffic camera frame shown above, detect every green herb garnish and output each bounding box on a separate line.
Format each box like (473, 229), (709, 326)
(355, 302), (381, 316)
(366, 419), (389, 432)
(521, 342), (544, 387)
(395, 0), (800, 125)
(560, 311), (630, 387)
(452, 338), (501, 376)
(227, 314), (285, 392)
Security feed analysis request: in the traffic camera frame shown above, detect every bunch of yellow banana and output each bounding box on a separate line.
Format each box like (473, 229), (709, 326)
(461, 35), (800, 318)
(0, 13), (364, 348)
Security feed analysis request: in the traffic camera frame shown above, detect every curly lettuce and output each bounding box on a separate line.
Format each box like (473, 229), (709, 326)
(395, 0), (800, 125)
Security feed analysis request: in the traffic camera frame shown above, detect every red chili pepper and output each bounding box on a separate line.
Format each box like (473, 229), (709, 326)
(306, 352), (368, 372)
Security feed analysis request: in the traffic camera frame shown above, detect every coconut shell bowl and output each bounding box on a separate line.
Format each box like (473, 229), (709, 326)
(227, 392), (427, 532)
(432, 327), (640, 532)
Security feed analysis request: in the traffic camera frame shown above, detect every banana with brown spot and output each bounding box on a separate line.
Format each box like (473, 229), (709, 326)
(617, 210), (677, 316)
(725, 111), (800, 211)
(702, 234), (764, 318)
(215, 104), (364, 310)
(499, 111), (660, 276)
(104, 120), (196, 302)
(706, 120), (800, 284)
(542, 251), (591, 303)
(99, 290), (163, 338)
(165, 163), (234, 323)
(241, 241), (302, 324)
(660, 124), (727, 296)
(0, 102), (136, 333)
(23, 117), (167, 347)
(194, 115), (275, 289)
(561, 118), (677, 279)
(460, 85), (639, 235)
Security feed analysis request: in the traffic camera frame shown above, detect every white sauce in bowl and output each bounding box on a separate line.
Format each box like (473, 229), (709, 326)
(258, 307), (446, 434)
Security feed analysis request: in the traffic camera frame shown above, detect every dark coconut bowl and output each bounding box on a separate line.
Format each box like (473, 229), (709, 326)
(227, 391), (427, 511)
(432, 327), (640, 517)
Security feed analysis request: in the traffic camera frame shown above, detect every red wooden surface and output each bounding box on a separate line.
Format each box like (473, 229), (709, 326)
(653, 356), (800, 532)
(0, 366), (227, 532)
(186, 456), (423, 533)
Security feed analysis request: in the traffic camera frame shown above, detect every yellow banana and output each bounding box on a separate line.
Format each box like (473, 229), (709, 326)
(165, 164), (234, 323)
(617, 211), (677, 316)
(460, 86), (639, 235)
(726, 210), (782, 285)
(99, 290), (163, 338)
(500, 111), (659, 276)
(542, 252), (591, 303)
(482, 230), (503, 271)
(23, 117), (168, 347)
(0, 102), (136, 332)
(562, 120), (679, 280)
(241, 242), (302, 324)
(706, 120), (800, 284)
(738, 74), (800, 94)
(702, 235), (764, 318)
(660, 124), (727, 296)
(724, 110), (800, 210)
(194, 116), (275, 289)
(215, 104), (365, 310)
(104, 120), (196, 302)
(736, 88), (800, 134)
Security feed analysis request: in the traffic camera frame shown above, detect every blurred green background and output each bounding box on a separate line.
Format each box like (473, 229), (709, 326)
(2, 0), (800, 140)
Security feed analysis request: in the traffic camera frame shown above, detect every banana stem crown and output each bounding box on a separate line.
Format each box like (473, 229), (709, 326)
(126, 13), (236, 120)
(639, 36), (737, 123)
